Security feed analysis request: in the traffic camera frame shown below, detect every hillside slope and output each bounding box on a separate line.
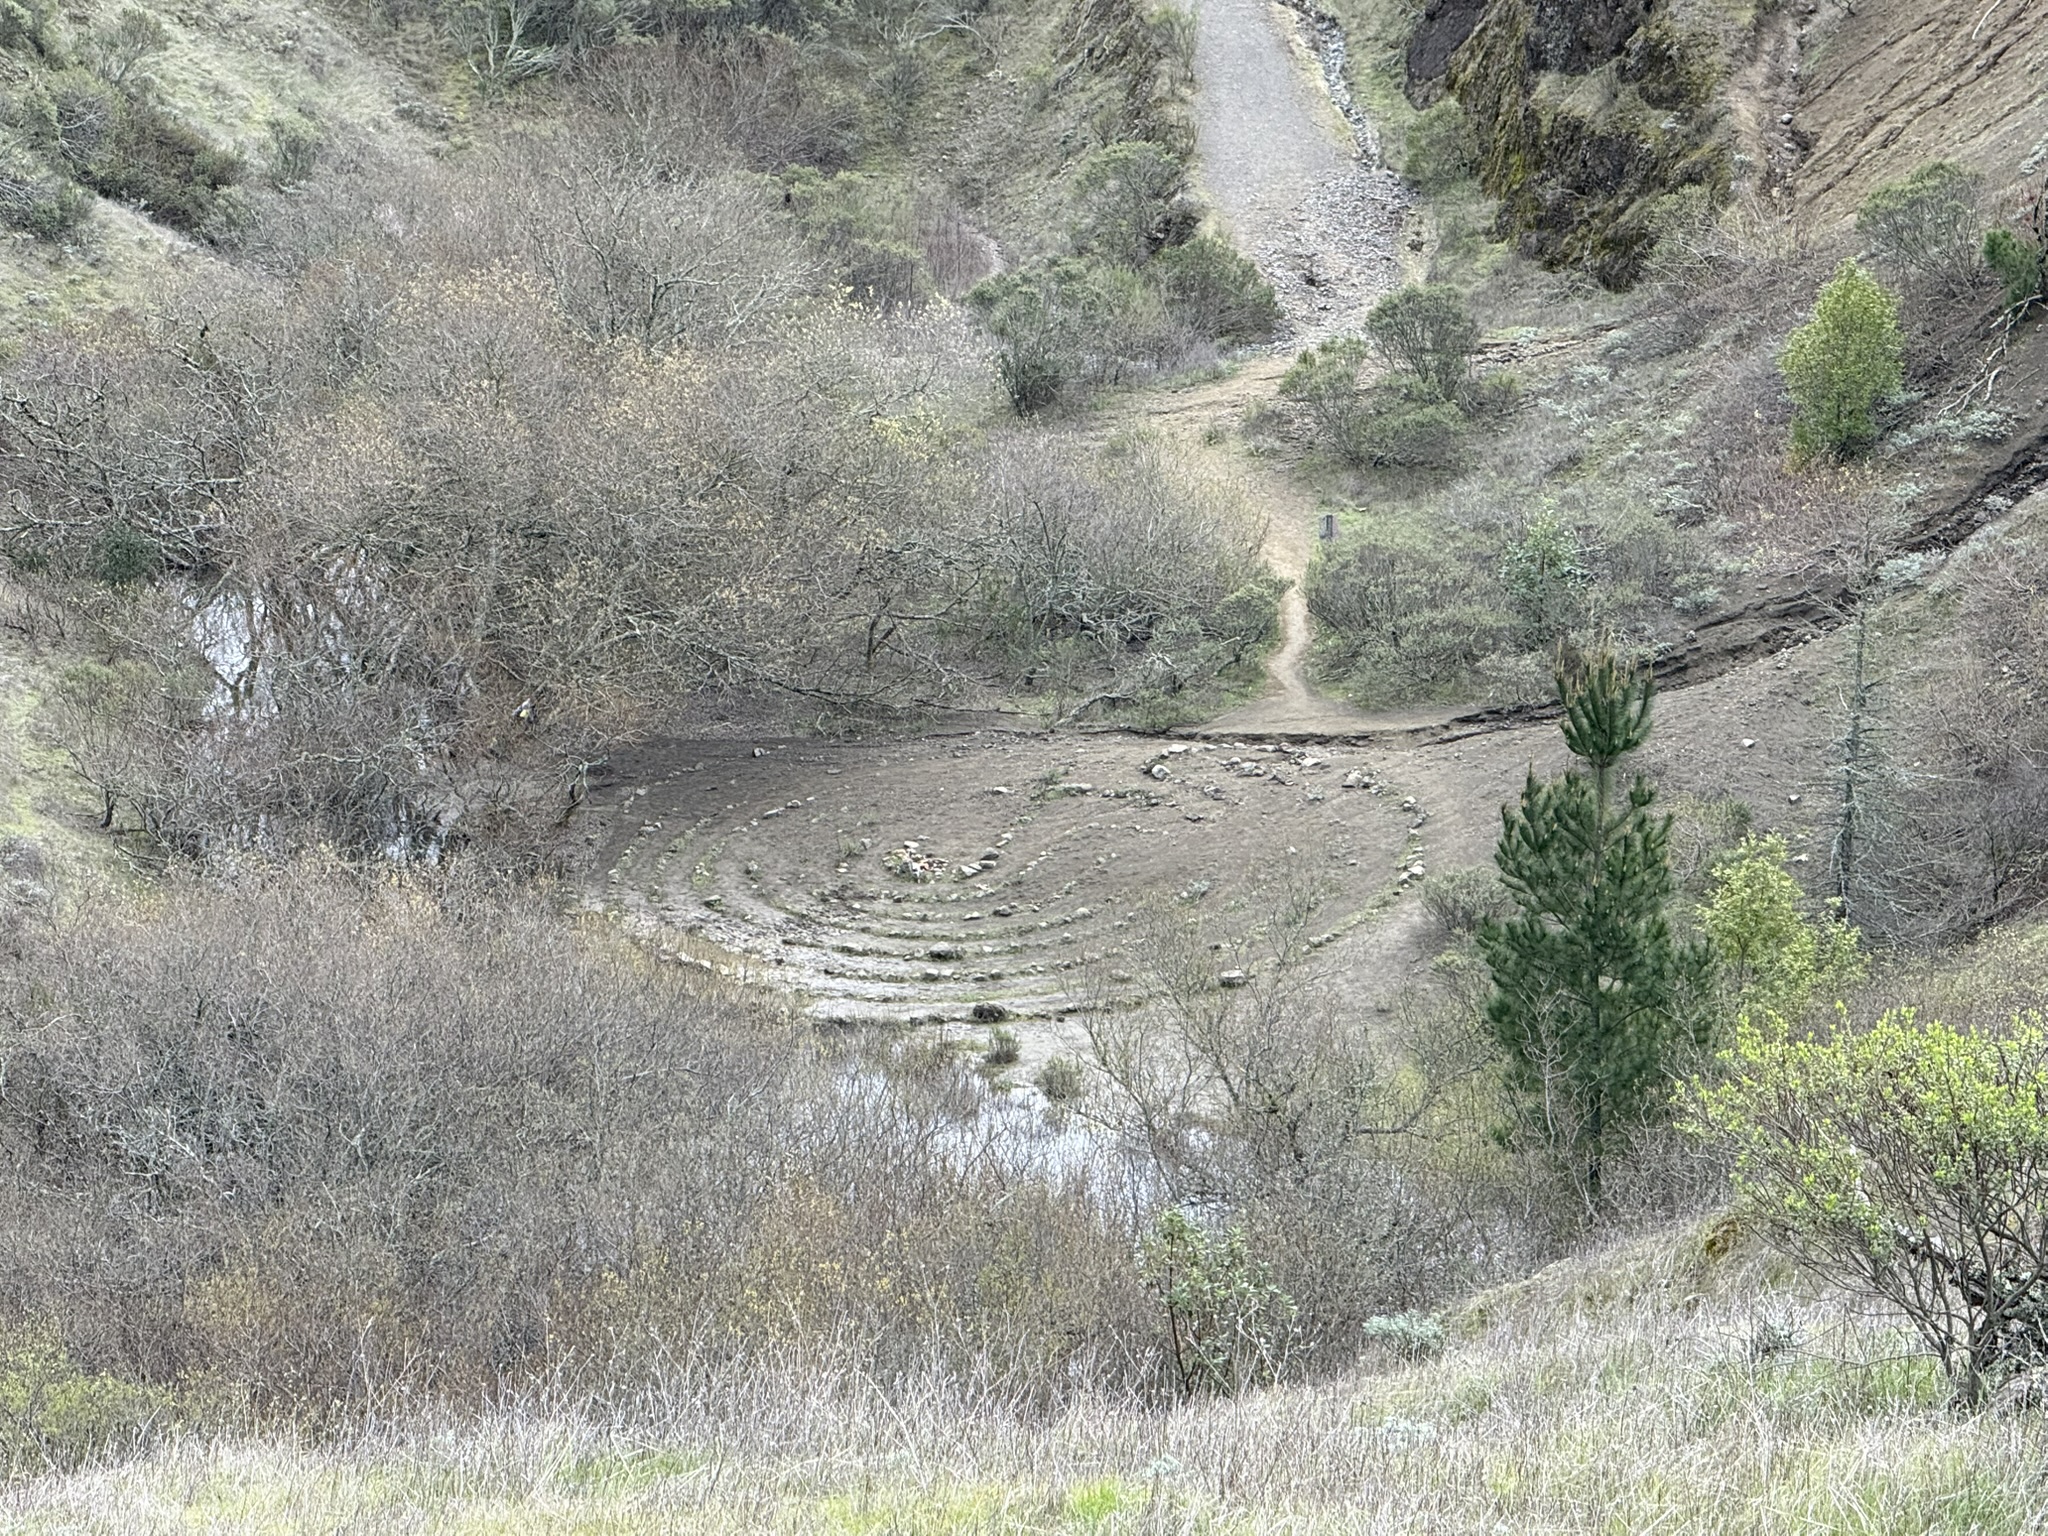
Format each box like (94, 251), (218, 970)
(10, 1223), (2044, 1534)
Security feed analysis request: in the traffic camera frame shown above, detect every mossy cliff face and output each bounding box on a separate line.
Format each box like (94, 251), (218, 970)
(1437, 0), (1729, 288)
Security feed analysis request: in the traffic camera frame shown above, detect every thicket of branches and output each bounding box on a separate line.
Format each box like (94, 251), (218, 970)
(2, 27), (1273, 863)
(0, 867), (1157, 1443)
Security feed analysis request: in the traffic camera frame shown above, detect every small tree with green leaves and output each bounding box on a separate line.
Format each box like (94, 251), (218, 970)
(1141, 1210), (1298, 1397)
(1499, 511), (1589, 645)
(1363, 283), (1480, 404)
(1699, 834), (1862, 1019)
(1478, 652), (1711, 1211)
(1690, 1011), (2048, 1407)
(1781, 259), (1903, 459)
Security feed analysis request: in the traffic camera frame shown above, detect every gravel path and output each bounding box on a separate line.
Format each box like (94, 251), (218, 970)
(1190, 0), (1408, 343)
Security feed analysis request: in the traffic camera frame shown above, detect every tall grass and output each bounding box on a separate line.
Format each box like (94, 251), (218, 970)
(11, 1227), (2043, 1534)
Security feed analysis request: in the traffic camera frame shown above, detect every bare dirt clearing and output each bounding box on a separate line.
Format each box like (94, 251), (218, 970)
(586, 639), (1841, 1032)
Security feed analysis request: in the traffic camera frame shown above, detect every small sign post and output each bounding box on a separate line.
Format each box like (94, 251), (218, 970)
(1319, 513), (1337, 543)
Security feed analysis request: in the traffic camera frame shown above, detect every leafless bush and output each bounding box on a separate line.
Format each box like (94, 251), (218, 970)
(576, 33), (857, 174)
(1081, 890), (1516, 1356)
(976, 434), (1275, 719)
(918, 203), (1001, 298)
(500, 139), (813, 349)
(1851, 531), (2048, 947)
(0, 867), (1157, 1421)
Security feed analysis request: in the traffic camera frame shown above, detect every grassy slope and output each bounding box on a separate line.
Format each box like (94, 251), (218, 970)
(9, 1223), (2045, 1534)
(0, 0), (439, 338)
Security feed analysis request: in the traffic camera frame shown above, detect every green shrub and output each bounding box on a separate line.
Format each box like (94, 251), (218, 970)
(1420, 866), (1514, 940)
(0, 0), (62, 56)
(0, 138), (89, 238)
(1855, 161), (1984, 295)
(1142, 1210), (1298, 1397)
(1698, 834), (1862, 1019)
(969, 258), (1189, 413)
(93, 523), (158, 585)
(1402, 99), (1477, 193)
(1363, 284), (1479, 403)
(40, 68), (241, 236)
(1035, 1055), (1086, 1103)
(0, 1336), (169, 1476)
(1984, 226), (2045, 312)
(1780, 259), (1902, 459)
(1358, 1310), (1446, 1360)
(1281, 340), (1471, 469)
(1280, 335), (1370, 440)
(1353, 395), (1468, 468)
(264, 114), (321, 191)
(1307, 511), (1510, 702)
(1151, 234), (1279, 343)
(981, 1026), (1021, 1068)
(1069, 140), (1192, 269)
(786, 169), (929, 312)
(1691, 1010), (2048, 1406)
(1202, 572), (1284, 660)
(87, 5), (168, 87)
(1499, 511), (1588, 644)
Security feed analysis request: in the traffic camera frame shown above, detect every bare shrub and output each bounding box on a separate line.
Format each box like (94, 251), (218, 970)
(978, 433), (1272, 710)
(1082, 891), (1505, 1356)
(0, 868), (1157, 1419)
(1852, 529), (2048, 946)
(577, 32), (856, 173)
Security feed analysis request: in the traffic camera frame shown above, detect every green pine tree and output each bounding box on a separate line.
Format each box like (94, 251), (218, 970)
(1477, 652), (1710, 1211)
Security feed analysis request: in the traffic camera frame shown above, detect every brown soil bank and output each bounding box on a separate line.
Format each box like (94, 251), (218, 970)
(1793, 0), (2046, 224)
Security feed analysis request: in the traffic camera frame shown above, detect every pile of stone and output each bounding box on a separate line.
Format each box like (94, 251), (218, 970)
(882, 841), (948, 882)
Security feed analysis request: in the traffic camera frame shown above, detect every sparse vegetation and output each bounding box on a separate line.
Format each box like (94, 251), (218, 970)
(3, 0), (2048, 1522)
(1694, 1010), (2048, 1407)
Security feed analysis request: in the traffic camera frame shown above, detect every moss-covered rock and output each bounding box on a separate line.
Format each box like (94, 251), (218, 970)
(1439, 0), (1728, 289)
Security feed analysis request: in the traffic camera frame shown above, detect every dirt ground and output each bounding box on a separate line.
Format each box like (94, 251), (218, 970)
(583, 627), (1843, 1047)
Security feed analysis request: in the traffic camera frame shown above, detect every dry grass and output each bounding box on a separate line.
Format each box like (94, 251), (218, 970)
(9, 1224), (2044, 1534)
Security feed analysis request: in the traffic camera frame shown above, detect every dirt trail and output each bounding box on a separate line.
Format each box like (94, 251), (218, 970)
(1142, 0), (1417, 734)
(1190, 0), (1409, 342)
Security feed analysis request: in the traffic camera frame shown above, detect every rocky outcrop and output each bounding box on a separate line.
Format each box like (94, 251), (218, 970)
(1431, 0), (1729, 289)
(1405, 0), (1489, 105)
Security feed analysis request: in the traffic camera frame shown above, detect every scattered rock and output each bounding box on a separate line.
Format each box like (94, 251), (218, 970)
(1218, 969), (1251, 989)
(971, 1001), (1011, 1023)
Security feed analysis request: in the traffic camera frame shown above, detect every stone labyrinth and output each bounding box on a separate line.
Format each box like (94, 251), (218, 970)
(586, 731), (1437, 1043)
